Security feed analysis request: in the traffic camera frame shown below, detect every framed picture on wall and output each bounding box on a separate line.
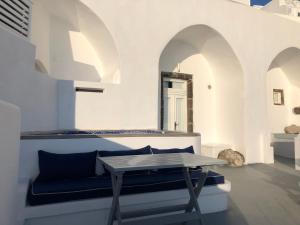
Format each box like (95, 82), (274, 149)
(273, 89), (284, 105)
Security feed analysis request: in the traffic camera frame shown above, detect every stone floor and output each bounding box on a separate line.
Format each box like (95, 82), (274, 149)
(188, 156), (300, 225)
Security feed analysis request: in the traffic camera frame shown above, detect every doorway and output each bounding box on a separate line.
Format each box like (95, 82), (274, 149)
(161, 72), (193, 132)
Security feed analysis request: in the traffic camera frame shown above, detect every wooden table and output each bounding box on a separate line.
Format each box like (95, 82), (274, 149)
(98, 153), (226, 225)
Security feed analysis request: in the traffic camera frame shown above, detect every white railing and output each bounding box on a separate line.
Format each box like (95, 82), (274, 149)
(0, 0), (32, 39)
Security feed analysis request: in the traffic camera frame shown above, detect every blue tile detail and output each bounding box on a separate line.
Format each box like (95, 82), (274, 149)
(251, 0), (272, 6)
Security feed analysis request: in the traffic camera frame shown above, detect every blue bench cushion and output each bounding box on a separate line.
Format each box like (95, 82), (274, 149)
(38, 151), (98, 181)
(28, 170), (225, 206)
(151, 146), (194, 154)
(98, 146), (152, 157)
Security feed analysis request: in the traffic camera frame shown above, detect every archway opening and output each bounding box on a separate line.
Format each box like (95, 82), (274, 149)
(159, 25), (245, 156)
(266, 47), (300, 166)
(31, 0), (120, 83)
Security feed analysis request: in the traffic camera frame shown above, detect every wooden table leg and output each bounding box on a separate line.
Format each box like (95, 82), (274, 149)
(183, 167), (208, 225)
(107, 173), (123, 225)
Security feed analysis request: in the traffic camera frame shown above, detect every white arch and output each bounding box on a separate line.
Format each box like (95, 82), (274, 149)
(31, 0), (120, 83)
(159, 25), (245, 154)
(266, 47), (300, 133)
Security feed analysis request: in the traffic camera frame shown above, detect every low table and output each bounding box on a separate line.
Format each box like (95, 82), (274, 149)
(98, 153), (226, 225)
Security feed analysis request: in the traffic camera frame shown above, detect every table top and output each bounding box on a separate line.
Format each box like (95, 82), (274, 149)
(98, 153), (226, 173)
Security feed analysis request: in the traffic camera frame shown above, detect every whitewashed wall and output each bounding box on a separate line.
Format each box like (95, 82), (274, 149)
(31, 0), (120, 83)
(266, 47), (300, 133)
(160, 40), (216, 143)
(0, 25), (58, 131)
(267, 68), (291, 132)
(74, 0), (300, 163)
(231, 0), (251, 5)
(0, 0), (299, 164)
(0, 100), (20, 225)
(31, 0), (51, 73)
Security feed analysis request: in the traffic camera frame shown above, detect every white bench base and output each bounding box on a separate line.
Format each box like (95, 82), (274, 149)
(201, 144), (231, 158)
(19, 181), (231, 225)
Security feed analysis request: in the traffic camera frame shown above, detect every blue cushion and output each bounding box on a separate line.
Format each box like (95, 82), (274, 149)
(28, 169), (225, 206)
(98, 145), (152, 157)
(38, 151), (97, 181)
(151, 146), (194, 154)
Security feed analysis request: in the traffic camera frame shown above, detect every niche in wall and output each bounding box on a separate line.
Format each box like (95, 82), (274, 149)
(273, 89), (284, 105)
(159, 25), (245, 153)
(266, 47), (300, 133)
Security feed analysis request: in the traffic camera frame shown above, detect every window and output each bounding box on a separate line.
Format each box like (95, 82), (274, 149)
(273, 89), (284, 105)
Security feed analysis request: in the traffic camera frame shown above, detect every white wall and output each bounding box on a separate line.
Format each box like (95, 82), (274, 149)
(160, 40), (216, 143)
(267, 48), (300, 133)
(231, 0), (251, 5)
(159, 26), (244, 154)
(50, 16), (101, 82)
(31, 0), (51, 73)
(0, 100), (20, 225)
(3, 0), (300, 163)
(31, 0), (300, 163)
(203, 35), (244, 153)
(31, 0), (120, 83)
(267, 68), (291, 132)
(0, 25), (58, 131)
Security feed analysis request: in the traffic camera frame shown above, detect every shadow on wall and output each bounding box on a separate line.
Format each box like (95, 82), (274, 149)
(31, 0), (120, 83)
(159, 25), (245, 154)
(30, 0), (123, 130)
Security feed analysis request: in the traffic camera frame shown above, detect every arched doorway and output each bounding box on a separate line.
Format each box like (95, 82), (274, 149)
(266, 47), (300, 167)
(159, 25), (245, 156)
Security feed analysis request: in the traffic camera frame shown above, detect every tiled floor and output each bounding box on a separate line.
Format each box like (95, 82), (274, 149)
(188, 156), (300, 225)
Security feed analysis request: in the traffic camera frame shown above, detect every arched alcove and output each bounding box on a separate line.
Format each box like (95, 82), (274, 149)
(159, 25), (245, 154)
(266, 47), (300, 133)
(31, 0), (120, 83)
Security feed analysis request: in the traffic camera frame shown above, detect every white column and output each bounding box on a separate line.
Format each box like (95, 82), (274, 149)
(0, 100), (21, 225)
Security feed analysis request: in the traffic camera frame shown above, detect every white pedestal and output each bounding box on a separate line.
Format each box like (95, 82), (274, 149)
(201, 144), (231, 158)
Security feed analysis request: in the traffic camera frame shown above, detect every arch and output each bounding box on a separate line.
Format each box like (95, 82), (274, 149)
(159, 25), (245, 154)
(266, 47), (300, 134)
(31, 0), (120, 83)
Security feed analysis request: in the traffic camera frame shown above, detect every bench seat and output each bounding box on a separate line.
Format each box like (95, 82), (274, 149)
(28, 169), (224, 206)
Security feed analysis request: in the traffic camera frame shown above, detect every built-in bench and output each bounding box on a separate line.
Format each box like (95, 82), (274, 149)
(271, 133), (300, 170)
(28, 169), (224, 206)
(18, 137), (231, 225)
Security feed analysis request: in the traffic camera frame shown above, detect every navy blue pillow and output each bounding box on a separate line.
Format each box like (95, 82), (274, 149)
(151, 146), (195, 154)
(98, 145), (152, 157)
(38, 150), (98, 181)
